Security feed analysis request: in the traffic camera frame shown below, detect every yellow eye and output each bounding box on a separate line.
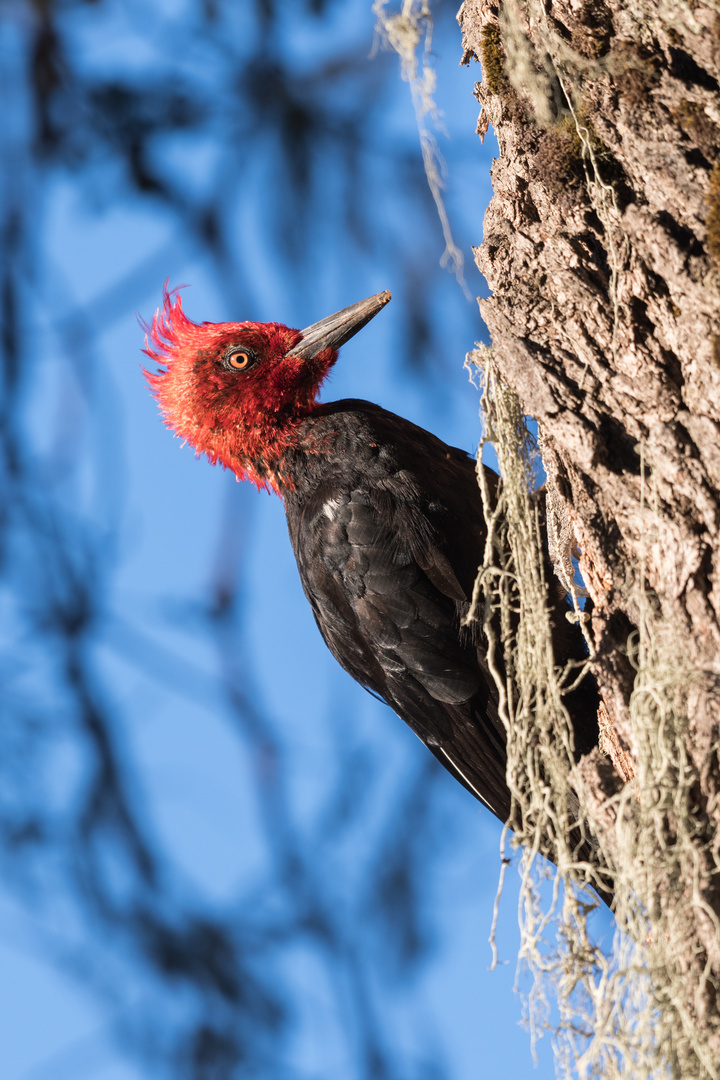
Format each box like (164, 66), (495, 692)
(228, 351), (251, 371)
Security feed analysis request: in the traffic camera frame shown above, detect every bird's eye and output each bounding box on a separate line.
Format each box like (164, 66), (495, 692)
(223, 348), (256, 372)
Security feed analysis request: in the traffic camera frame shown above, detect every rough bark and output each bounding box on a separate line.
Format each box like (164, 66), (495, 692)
(458, 0), (720, 1070)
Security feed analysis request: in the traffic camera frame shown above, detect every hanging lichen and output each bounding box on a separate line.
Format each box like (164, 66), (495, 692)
(466, 348), (720, 1080)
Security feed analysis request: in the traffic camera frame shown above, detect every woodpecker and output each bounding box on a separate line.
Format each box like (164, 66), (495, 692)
(144, 288), (601, 837)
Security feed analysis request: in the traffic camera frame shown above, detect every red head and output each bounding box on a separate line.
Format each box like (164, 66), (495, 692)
(143, 286), (391, 492)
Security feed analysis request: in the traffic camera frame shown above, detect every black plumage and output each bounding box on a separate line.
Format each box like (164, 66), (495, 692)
(148, 287), (608, 901)
(283, 399), (600, 826)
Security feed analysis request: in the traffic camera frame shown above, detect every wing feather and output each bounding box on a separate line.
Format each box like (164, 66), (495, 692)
(290, 479), (508, 808)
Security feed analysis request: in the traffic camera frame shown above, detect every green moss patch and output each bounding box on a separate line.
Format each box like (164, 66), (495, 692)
(534, 119), (586, 202)
(480, 23), (508, 96)
(672, 99), (720, 162)
(706, 163), (720, 267)
(534, 114), (620, 207)
(571, 0), (614, 58)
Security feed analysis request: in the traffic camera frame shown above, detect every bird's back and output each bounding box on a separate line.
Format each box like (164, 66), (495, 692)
(282, 400), (513, 818)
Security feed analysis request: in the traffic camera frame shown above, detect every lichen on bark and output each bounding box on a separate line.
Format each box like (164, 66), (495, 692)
(459, 1), (720, 1075)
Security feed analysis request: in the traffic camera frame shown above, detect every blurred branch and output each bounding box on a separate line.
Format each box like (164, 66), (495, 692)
(0, 0), (479, 1077)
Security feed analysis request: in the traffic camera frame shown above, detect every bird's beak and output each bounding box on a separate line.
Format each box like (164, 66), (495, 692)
(285, 291), (391, 360)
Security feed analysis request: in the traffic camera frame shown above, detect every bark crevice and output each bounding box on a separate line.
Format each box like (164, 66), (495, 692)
(459, 1), (720, 1073)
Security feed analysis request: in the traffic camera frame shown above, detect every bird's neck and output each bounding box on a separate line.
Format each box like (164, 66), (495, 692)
(205, 405), (327, 494)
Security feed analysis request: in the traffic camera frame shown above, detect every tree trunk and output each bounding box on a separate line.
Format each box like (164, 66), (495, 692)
(458, 1), (720, 1073)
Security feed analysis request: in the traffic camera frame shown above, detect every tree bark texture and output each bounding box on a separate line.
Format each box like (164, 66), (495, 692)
(458, 0), (720, 1065)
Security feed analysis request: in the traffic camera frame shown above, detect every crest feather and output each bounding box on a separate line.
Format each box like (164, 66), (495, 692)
(141, 281), (198, 390)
